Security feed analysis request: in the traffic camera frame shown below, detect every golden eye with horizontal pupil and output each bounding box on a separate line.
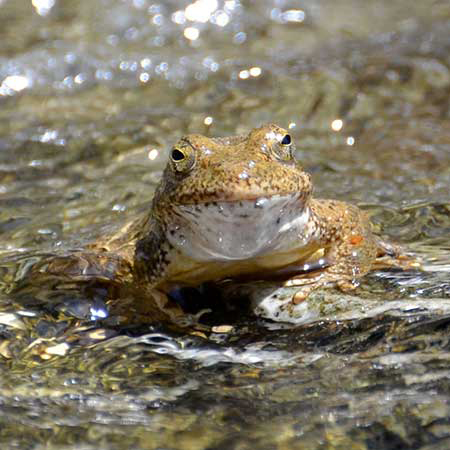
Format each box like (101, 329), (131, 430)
(170, 146), (195, 172)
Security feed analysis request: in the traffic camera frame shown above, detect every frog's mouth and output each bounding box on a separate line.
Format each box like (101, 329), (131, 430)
(166, 193), (313, 261)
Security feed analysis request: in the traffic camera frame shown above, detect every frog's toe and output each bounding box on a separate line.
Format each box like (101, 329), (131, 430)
(292, 286), (315, 304)
(336, 279), (359, 292)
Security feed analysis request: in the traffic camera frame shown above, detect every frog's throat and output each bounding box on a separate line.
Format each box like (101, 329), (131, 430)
(165, 194), (315, 262)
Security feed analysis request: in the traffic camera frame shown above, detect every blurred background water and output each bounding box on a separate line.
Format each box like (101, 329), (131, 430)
(0, 0), (449, 448)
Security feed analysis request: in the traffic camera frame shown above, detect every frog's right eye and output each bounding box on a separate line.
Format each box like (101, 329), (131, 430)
(171, 148), (186, 162)
(281, 134), (292, 146)
(170, 146), (195, 172)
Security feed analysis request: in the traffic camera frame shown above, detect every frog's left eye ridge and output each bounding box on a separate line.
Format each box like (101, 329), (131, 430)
(281, 134), (292, 146)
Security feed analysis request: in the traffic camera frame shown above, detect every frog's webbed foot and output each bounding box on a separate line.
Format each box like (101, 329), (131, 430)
(150, 289), (210, 328)
(279, 239), (418, 314)
(285, 270), (359, 306)
(284, 274), (326, 304)
(336, 278), (359, 292)
(27, 251), (132, 284)
(291, 284), (320, 305)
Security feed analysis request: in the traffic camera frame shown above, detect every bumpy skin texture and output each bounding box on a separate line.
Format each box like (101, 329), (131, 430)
(134, 124), (313, 288)
(25, 124), (417, 323)
(130, 124), (416, 307)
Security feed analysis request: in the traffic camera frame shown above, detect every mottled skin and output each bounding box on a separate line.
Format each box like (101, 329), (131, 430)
(25, 124), (417, 323)
(133, 126), (313, 289)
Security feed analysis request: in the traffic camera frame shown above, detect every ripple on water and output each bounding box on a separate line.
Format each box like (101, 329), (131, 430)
(0, 0), (449, 448)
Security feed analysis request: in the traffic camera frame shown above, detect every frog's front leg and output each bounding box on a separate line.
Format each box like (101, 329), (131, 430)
(284, 202), (421, 310)
(284, 266), (362, 306)
(285, 201), (382, 305)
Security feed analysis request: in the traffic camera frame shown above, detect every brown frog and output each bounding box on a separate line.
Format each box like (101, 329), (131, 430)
(25, 124), (418, 324)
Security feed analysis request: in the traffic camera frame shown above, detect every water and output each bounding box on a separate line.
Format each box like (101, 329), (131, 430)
(0, 0), (449, 448)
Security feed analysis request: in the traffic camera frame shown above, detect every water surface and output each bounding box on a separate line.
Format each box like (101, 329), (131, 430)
(0, 0), (449, 448)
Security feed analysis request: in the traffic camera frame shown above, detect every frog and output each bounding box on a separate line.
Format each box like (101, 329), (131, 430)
(20, 124), (418, 325)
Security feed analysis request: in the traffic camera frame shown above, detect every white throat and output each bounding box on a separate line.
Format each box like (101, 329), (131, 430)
(166, 194), (314, 262)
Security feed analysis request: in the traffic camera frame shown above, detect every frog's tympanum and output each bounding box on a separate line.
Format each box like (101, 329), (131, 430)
(25, 124), (418, 324)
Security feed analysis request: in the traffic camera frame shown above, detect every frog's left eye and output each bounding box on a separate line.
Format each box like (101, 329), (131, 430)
(171, 148), (186, 162)
(170, 145), (195, 173)
(272, 133), (295, 162)
(281, 134), (292, 146)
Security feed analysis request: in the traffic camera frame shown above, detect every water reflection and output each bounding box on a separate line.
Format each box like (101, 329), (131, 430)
(31, 0), (55, 16)
(0, 74), (31, 94)
(184, 26), (200, 40)
(185, 0), (218, 23)
(331, 118), (344, 131)
(271, 8), (306, 24)
(346, 136), (355, 145)
(0, 0), (449, 448)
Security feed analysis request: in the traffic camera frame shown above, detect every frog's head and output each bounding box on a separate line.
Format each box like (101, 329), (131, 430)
(151, 124), (314, 261)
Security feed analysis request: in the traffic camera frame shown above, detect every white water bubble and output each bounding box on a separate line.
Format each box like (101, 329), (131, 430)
(184, 27), (200, 40)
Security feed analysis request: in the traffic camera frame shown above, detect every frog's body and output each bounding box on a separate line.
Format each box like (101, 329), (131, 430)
(27, 124), (417, 323)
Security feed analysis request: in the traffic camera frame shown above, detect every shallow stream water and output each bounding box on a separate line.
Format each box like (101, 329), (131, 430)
(0, 0), (449, 448)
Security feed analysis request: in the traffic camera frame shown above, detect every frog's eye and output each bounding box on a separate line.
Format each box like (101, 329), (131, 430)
(281, 134), (292, 146)
(170, 146), (195, 172)
(171, 148), (186, 162)
(272, 133), (295, 162)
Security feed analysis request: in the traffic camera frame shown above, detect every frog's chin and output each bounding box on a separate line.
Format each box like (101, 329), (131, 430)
(166, 194), (315, 262)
